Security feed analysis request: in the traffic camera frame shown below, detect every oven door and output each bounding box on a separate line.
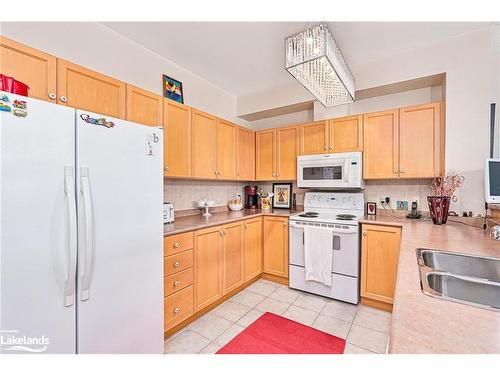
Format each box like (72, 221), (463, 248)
(297, 154), (350, 188)
(289, 222), (359, 277)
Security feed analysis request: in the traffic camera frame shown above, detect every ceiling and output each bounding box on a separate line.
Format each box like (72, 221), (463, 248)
(102, 22), (490, 96)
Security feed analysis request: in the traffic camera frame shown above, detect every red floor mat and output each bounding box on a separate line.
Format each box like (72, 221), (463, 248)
(217, 312), (346, 354)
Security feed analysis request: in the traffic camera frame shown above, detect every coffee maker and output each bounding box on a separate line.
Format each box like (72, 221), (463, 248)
(245, 186), (259, 209)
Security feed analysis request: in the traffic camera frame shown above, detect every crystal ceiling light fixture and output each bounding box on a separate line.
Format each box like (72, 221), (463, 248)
(285, 23), (355, 107)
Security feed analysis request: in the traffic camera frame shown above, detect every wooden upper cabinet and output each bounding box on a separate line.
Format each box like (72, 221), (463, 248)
(216, 119), (237, 179)
(164, 99), (191, 178)
(361, 224), (402, 311)
(399, 102), (442, 178)
(194, 226), (223, 312)
(0, 36), (57, 102)
(299, 121), (329, 155)
(329, 115), (363, 152)
(244, 217), (262, 282)
(237, 126), (255, 180)
(363, 109), (399, 179)
(57, 59), (126, 118)
(222, 222), (244, 295)
(276, 126), (299, 180)
(256, 129), (276, 180)
(125, 85), (162, 126)
(263, 216), (289, 278)
(191, 109), (217, 179)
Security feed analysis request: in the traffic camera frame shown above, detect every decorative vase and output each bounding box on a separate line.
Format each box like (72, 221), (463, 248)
(427, 196), (451, 225)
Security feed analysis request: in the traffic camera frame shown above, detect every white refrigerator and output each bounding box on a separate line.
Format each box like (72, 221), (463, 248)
(0, 92), (164, 354)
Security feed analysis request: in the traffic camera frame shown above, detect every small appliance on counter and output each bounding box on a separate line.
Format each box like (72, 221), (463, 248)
(406, 201), (422, 219)
(163, 202), (174, 224)
(245, 186), (259, 209)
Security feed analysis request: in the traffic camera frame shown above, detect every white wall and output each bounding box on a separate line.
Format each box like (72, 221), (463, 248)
(249, 109), (313, 130)
(314, 87), (440, 120)
(0, 22), (241, 125)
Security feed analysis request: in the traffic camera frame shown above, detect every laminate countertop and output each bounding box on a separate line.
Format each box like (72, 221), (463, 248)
(164, 208), (300, 236)
(360, 215), (500, 354)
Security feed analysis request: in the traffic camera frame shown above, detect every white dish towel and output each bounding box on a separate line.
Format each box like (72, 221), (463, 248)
(304, 226), (333, 286)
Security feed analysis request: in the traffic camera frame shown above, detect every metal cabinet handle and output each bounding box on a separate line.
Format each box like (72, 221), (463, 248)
(174, 261), (180, 268)
(219, 231), (224, 236)
(237, 172), (240, 177)
(400, 168), (405, 173)
(362, 231), (367, 236)
(60, 96), (67, 103)
(48, 93), (57, 100)
(174, 307), (180, 314)
(329, 146), (333, 150)
(393, 169), (398, 173)
(244, 224), (248, 229)
(164, 166), (169, 172)
(324, 146), (328, 150)
(174, 242), (180, 248)
(174, 281), (180, 287)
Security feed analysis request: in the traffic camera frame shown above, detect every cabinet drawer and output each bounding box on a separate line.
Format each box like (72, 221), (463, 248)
(164, 285), (194, 331)
(164, 232), (194, 256)
(164, 268), (194, 297)
(164, 249), (193, 276)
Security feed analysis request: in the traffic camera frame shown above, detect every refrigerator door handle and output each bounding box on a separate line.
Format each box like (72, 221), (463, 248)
(64, 166), (77, 307)
(80, 167), (94, 301)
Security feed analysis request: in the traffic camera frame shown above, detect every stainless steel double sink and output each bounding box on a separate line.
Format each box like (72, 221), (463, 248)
(416, 249), (500, 311)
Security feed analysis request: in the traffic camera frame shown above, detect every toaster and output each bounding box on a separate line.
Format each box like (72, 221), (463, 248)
(163, 202), (174, 224)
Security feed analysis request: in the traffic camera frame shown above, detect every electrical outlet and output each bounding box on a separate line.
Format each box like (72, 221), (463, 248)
(397, 200), (409, 210)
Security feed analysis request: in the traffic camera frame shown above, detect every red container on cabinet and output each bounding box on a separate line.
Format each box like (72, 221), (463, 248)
(0, 74), (30, 96)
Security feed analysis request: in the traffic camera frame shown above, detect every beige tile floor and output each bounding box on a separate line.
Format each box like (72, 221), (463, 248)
(164, 279), (391, 354)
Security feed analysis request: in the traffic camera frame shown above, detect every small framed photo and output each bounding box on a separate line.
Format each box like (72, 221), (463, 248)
(272, 183), (292, 209)
(367, 202), (377, 215)
(163, 74), (184, 104)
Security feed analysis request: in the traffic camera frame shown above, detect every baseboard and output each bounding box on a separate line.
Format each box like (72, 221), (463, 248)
(361, 297), (393, 312)
(261, 273), (289, 286)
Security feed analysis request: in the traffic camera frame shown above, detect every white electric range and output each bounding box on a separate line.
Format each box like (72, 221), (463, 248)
(288, 191), (364, 304)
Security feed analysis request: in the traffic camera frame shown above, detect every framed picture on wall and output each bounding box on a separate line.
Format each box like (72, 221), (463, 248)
(272, 183), (292, 209)
(163, 74), (184, 104)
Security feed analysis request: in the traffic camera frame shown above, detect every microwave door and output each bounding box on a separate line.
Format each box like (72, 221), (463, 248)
(299, 159), (348, 187)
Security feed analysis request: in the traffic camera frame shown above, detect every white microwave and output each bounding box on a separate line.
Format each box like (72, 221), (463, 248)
(297, 152), (363, 189)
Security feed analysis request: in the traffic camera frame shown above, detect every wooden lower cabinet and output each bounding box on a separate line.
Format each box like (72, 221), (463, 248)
(194, 226), (224, 311)
(163, 232), (195, 332)
(244, 217), (263, 281)
(263, 216), (289, 278)
(360, 224), (402, 311)
(164, 286), (194, 331)
(222, 221), (245, 295)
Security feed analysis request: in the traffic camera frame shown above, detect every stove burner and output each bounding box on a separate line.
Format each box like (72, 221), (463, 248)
(298, 212), (319, 218)
(336, 214), (356, 221)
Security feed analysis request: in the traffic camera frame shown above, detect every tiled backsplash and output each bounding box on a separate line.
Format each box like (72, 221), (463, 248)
(364, 179), (432, 212)
(164, 179), (433, 213)
(164, 179), (247, 210)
